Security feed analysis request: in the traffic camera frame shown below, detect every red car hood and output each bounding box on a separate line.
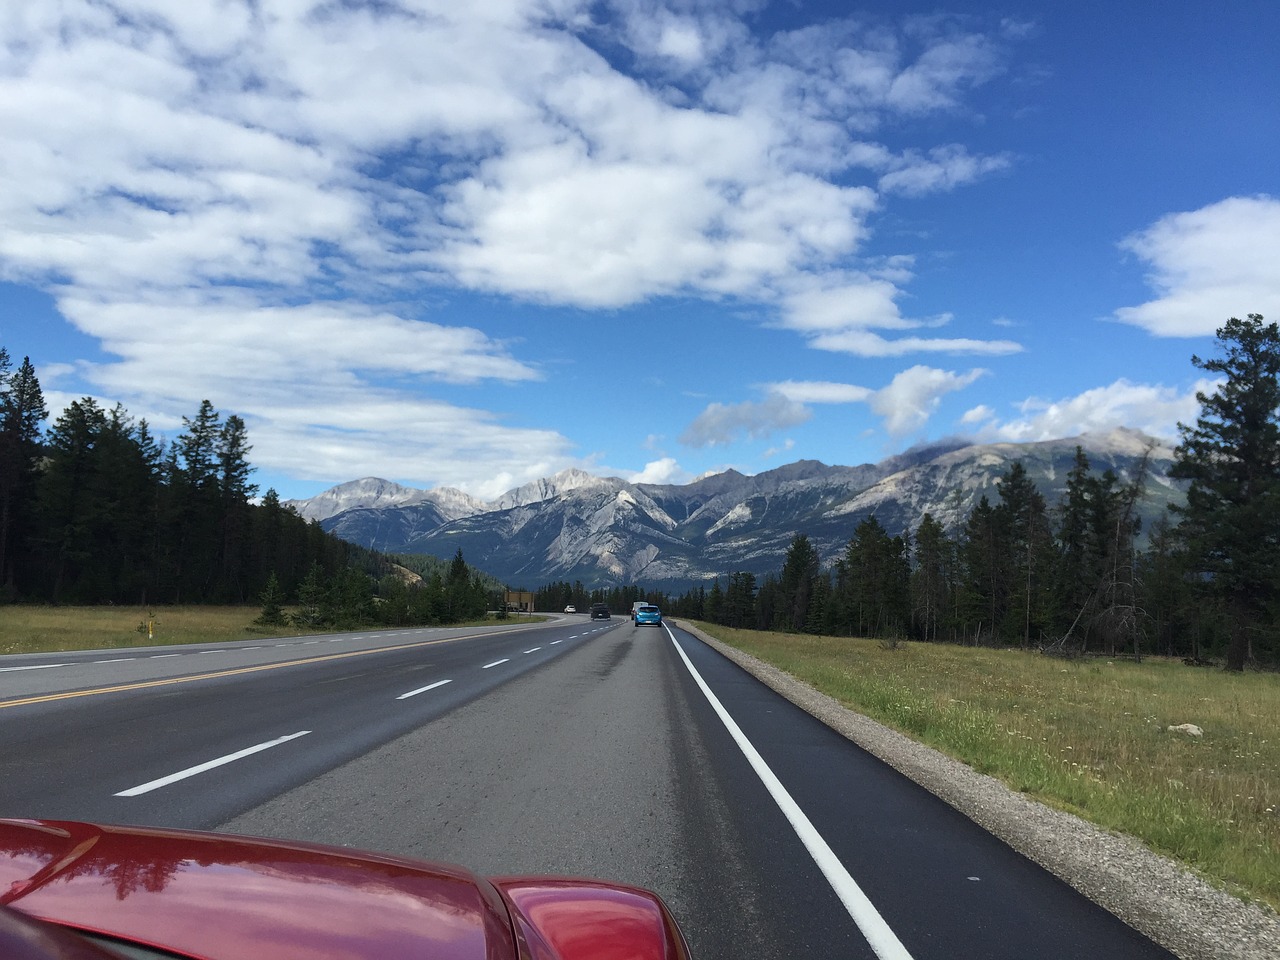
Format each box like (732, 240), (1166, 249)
(0, 819), (689, 960)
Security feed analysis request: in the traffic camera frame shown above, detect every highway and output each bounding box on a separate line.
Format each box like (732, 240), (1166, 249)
(0, 616), (1176, 960)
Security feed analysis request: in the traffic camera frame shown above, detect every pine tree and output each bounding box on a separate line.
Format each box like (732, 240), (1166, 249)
(254, 572), (288, 627)
(911, 513), (952, 642)
(0, 352), (47, 595)
(777, 533), (820, 632)
(1169, 314), (1280, 670)
(993, 462), (1053, 648)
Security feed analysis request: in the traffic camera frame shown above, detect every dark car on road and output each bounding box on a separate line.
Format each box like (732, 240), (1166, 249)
(590, 603), (611, 620)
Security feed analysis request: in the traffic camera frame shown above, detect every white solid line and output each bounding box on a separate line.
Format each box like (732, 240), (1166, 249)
(523, 647), (541, 654)
(396, 679), (453, 700)
(482, 658), (510, 669)
(669, 633), (915, 960)
(114, 731), (312, 797)
(0, 663), (68, 673)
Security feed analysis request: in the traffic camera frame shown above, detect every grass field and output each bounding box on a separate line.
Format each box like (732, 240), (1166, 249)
(0, 605), (524, 655)
(0, 605), (327, 654)
(694, 623), (1279, 913)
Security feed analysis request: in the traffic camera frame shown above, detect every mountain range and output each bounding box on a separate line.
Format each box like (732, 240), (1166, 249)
(284, 428), (1184, 590)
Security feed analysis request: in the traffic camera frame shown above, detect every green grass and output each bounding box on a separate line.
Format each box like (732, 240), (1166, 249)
(0, 605), (516, 655)
(694, 623), (1280, 913)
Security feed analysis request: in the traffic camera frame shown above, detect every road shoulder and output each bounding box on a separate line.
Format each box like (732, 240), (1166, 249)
(674, 621), (1280, 960)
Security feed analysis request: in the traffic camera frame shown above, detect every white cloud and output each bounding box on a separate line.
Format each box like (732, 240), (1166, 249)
(976, 378), (1209, 444)
(699, 366), (985, 446)
(1115, 195), (1280, 336)
(680, 394), (811, 448)
(627, 457), (692, 485)
(870, 365), (986, 436)
(810, 329), (1022, 357)
(774, 272), (1023, 356)
(762, 438), (796, 460)
(877, 144), (1012, 197)
(0, 2), (1025, 487)
(768, 380), (874, 404)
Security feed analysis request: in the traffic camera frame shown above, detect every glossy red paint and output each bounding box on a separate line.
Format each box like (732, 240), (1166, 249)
(495, 879), (691, 960)
(0, 819), (691, 960)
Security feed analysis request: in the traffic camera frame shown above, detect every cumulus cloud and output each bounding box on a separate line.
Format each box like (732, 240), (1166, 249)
(969, 378), (1209, 444)
(1115, 195), (1280, 336)
(627, 457), (693, 485)
(0, 1), (1026, 488)
(869, 365), (987, 436)
(775, 272), (1024, 356)
(695, 366), (986, 447)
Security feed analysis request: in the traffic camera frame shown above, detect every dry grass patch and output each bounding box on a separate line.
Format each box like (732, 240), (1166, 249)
(696, 624), (1279, 912)
(0, 605), (319, 654)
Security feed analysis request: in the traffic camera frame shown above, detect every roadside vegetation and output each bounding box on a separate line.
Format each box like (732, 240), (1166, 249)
(697, 622), (1279, 912)
(660, 316), (1280, 672)
(0, 603), (511, 656)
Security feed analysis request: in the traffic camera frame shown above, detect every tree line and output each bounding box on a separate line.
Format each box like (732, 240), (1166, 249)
(0, 348), (494, 628)
(606, 316), (1280, 671)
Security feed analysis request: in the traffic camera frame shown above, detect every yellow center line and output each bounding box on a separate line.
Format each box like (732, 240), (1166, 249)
(0, 629), (520, 711)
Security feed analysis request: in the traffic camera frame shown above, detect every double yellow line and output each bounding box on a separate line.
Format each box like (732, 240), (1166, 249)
(0, 630), (504, 711)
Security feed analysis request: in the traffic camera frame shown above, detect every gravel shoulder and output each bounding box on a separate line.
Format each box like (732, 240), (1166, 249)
(676, 621), (1280, 960)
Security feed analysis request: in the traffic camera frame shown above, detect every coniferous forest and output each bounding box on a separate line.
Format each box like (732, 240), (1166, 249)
(5, 315), (1278, 665)
(0, 350), (492, 626)
(544, 316), (1280, 671)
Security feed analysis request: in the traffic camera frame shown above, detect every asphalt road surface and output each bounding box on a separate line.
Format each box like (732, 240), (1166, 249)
(0, 616), (1177, 960)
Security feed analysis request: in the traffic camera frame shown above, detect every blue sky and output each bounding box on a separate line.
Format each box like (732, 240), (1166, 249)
(2, 1), (1277, 502)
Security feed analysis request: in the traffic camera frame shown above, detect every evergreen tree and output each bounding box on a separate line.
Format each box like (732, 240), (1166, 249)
(0, 352), (47, 595)
(776, 533), (820, 632)
(961, 495), (1003, 643)
(911, 513), (952, 642)
(1053, 447), (1098, 638)
(704, 578), (724, 624)
(36, 398), (108, 601)
(216, 414), (256, 600)
(1169, 314), (1280, 670)
(723, 571), (757, 628)
(254, 572), (288, 627)
(993, 462), (1053, 648)
(292, 562), (326, 628)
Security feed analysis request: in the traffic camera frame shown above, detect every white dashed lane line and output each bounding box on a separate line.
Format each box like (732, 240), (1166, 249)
(396, 679), (453, 701)
(481, 658), (510, 669)
(114, 731), (312, 798)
